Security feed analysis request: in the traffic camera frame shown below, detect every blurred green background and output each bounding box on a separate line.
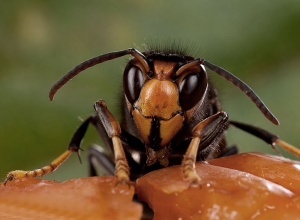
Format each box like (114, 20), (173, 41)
(1, 1), (299, 181)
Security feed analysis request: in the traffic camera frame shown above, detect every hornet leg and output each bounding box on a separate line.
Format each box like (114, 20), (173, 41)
(230, 121), (300, 158)
(182, 111), (228, 186)
(4, 116), (92, 185)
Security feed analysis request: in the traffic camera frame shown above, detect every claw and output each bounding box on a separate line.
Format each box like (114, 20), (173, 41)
(3, 173), (16, 186)
(114, 177), (134, 189)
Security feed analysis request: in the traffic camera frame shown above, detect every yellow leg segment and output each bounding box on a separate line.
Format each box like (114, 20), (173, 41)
(4, 150), (73, 185)
(181, 137), (201, 186)
(112, 136), (130, 184)
(94, 100), (130, 185)
(275, 139), (300, 158)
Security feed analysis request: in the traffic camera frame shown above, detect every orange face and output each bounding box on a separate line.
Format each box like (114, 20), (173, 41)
(127, 60), (184, 150)
(133, 78), (184, 148)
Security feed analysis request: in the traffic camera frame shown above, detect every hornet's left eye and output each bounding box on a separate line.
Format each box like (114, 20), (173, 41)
(179, 72), (207, 110)
(123, 65), (144, 104)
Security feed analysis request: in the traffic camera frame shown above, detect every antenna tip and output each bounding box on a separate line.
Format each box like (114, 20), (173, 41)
(270, 116), (280, 126)
(49, 90), (55, 101)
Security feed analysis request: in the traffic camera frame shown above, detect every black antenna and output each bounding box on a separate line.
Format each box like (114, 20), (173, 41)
(49, 48), (149, 100)
(202, 59), (279, 125)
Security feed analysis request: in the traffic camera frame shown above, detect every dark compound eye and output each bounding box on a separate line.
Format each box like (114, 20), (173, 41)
(179, 71), (207, 110)
(123, 65), (144, 104)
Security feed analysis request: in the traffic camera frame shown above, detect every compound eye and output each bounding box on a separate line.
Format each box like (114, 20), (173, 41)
(123, 66), (144, 104)
(179, 72), (207, 110)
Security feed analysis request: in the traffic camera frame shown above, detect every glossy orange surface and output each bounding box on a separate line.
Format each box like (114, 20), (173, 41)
(1, 153), (300, 219)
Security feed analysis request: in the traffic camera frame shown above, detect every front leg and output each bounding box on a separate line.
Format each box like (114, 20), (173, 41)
(94, 100), (130, 185)
(182, 111), (228, 186)
(4, 99), (131, 186)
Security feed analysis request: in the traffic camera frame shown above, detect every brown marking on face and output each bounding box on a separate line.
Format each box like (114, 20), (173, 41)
(153, 60), (177, 80)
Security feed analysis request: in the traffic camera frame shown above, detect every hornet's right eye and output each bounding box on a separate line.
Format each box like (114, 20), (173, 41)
(123, 66), (144, 104)
(179, 72), (207, 110)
